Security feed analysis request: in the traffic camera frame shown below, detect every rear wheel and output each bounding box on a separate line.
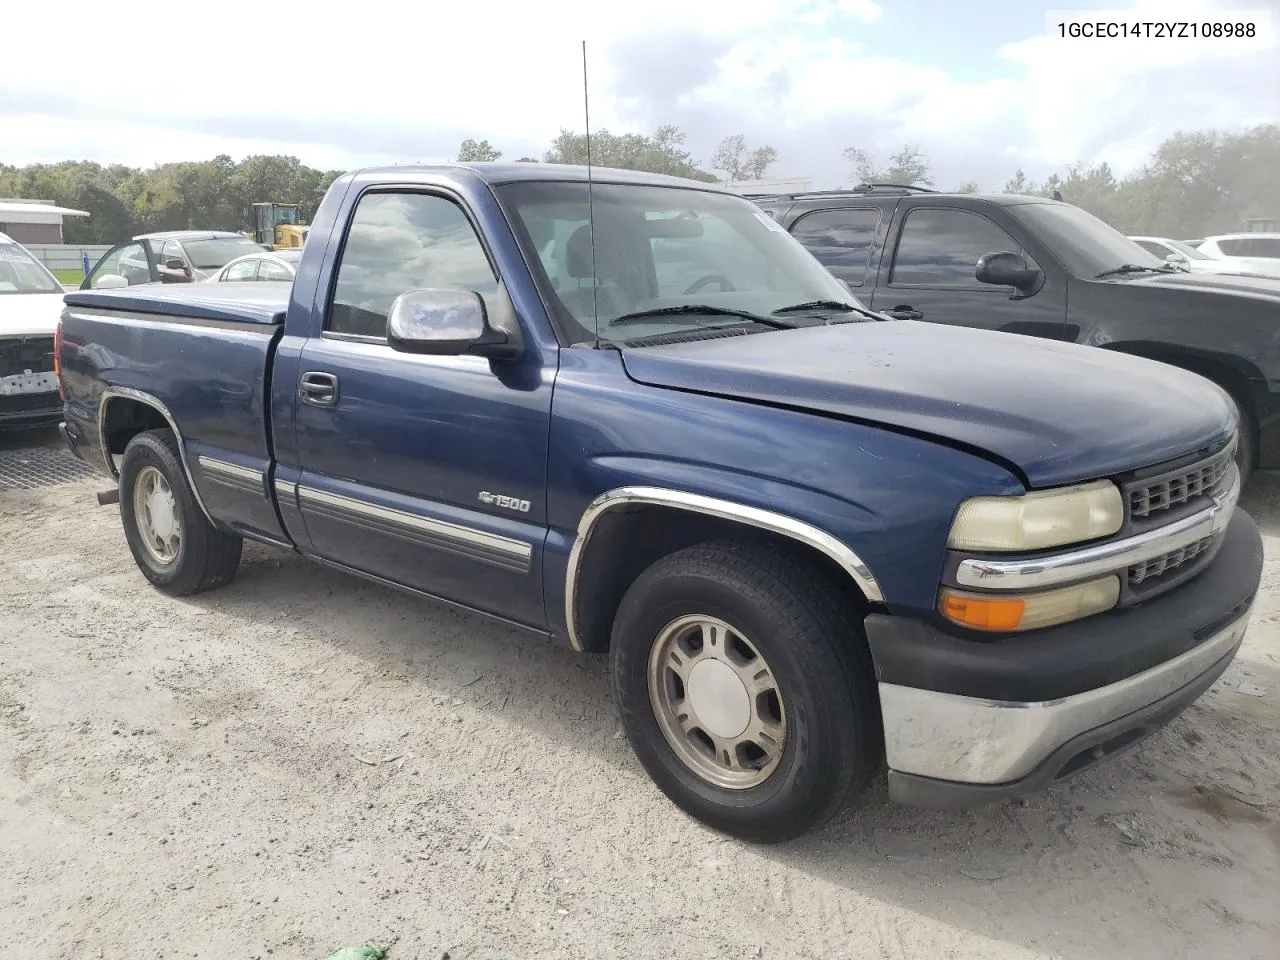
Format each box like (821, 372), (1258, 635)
(610, 539), (880, 843)
(118, 429), (243, 595)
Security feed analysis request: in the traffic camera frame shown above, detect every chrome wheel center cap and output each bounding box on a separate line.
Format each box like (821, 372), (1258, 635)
(687, 657), (751, 740)
(148, 491), (177, 540)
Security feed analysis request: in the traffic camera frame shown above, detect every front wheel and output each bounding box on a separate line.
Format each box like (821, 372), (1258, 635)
(610, 540), (880, 843)
(118, 429), (243, 595)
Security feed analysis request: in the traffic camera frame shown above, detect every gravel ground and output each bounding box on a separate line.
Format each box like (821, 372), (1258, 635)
(1, 427), (1278, 960)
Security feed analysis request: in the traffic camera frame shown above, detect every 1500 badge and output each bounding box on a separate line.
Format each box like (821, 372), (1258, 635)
(478, 491), (531, 513)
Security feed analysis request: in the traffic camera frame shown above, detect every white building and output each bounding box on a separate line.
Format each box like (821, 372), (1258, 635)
(719, 177), (813, 196)
(0, 198), (91, 245)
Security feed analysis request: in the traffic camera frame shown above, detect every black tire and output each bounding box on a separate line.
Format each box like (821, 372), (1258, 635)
(609, 539), (880, 843)
(118, 428), (242, 595)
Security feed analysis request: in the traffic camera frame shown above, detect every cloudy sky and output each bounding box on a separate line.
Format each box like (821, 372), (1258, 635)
(3, 0), (1276, 190)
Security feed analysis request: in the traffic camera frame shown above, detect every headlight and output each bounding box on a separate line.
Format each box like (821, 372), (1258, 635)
(939, 576), (1121, 632)
(947, 479), (1124, 552)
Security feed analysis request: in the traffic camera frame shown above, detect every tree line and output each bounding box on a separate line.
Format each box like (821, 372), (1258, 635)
(2, 123), (1275, 245)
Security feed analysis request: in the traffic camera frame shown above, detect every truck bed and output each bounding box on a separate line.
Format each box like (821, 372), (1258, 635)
(59, 280), (291, 547)
(63, 281), (290, 326)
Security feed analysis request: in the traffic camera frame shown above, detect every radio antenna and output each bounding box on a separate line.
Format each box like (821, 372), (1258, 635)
(582, 39), (600, 349)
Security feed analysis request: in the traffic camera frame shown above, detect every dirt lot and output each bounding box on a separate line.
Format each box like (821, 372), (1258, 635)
(1, 427), (1277, 960)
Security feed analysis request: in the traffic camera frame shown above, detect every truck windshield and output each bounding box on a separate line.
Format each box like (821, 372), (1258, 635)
(183, 237), (270, 270)
(0, 240), (64, 294)
(1009, 201), (1168, 279)
(496, 180), (862, 343)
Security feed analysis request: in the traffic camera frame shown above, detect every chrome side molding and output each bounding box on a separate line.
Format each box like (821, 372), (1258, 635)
(297, 485), (533, 574)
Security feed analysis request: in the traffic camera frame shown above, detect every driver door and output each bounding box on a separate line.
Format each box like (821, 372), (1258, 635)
(81, 241), (157, 289)
(289, 187), (555, 628)
(867, 204), (1069, 340)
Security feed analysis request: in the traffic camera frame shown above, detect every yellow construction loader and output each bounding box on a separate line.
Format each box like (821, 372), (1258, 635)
(251, 202), (310, 250)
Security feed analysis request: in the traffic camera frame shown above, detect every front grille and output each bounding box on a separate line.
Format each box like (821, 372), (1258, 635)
(1128, 535), (1217, 585)
(1127, 444), (1233, 521)
(0, 336), (55, 378)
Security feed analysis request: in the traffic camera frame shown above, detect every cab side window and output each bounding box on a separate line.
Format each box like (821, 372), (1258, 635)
(789, 208), (882, 287)
(889, 208), (1033, 288)
(327, 192), (499, 339)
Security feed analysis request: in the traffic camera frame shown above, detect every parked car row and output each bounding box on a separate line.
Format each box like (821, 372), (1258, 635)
(1128, 234), (1280, 278)
(81, 231), (273, 289)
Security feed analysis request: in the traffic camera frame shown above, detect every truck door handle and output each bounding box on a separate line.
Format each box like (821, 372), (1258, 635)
(300, 371), (339, 406)
(884, 305), (924, 320)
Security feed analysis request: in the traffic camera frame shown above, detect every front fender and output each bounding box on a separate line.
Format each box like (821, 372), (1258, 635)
(543, 348), (1024, 633)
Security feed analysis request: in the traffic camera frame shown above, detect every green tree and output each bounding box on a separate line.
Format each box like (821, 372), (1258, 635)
(457, 138), (502, 162)
(842, 144), (933, 186)
(957, 181), (979, 193)
(543, 124), (717, 181)
(1003, 169), (1030, 194)
(712, 135), (779, 181)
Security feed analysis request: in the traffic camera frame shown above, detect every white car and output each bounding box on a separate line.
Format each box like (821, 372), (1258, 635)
(206, 248), (301, 283)
(1127, 235), (1263, 276)
(0, 231), (64, 428)
(1191, 233), (1280, 279)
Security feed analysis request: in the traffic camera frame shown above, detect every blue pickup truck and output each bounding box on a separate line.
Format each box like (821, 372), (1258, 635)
(56, 163), (1263, 842)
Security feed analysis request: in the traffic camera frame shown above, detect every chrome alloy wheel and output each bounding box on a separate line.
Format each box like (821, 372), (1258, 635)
(132, 465), (182, 565)
(646, 614), (787, 789)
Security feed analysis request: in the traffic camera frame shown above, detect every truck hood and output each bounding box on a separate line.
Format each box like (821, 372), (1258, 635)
(0, 293), (65, 337)
(619, 321), (1234, 489)
(1123, 269), (1280, 298)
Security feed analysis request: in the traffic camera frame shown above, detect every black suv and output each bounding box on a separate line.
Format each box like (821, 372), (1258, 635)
(752, 185), (1280, 480)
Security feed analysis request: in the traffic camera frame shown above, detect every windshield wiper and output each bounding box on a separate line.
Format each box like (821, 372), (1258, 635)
(772, 299), (856, 314)
(1095, 263), (1177, 279)
(772, 299), (888, 321)
(608, 305), (798, 329)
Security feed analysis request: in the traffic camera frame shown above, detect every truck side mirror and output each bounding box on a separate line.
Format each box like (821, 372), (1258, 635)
(975, 251), (1042, 293)
(387, 288), (521, 360)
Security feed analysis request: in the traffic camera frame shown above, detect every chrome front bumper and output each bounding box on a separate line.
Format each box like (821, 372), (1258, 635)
(880, 606), (1250, 801)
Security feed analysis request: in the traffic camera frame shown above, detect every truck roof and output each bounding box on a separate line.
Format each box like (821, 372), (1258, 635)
(353, 161), (734, 192)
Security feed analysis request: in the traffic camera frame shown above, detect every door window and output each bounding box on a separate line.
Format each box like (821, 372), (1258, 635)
(789, 208), (882, 286)
(327, 191), (498, 339)
(1246, 237), (1280, 258)
(889, 208), (1030, 288)
(258, 259), (293, 282)
(224, 259), (260, 281)
(1132, 239), (1171, 258)
(87, 242), (150, 287)
(158, 240), (186, 269)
